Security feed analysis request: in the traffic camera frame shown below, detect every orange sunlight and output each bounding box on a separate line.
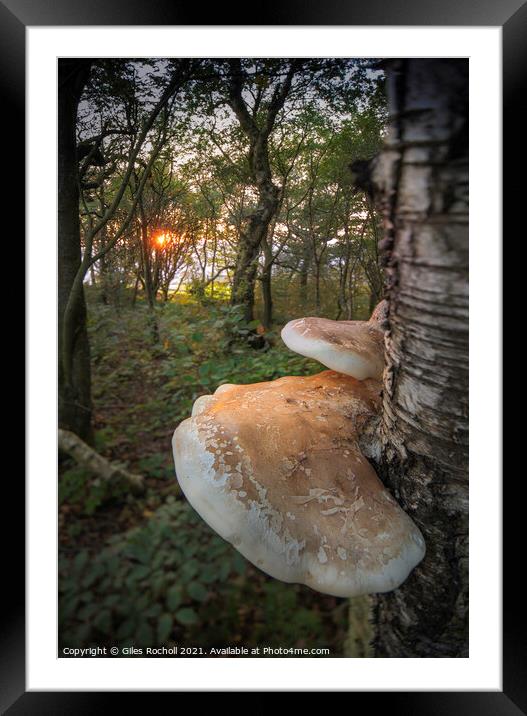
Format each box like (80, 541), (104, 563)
(154, 232), (169, 248)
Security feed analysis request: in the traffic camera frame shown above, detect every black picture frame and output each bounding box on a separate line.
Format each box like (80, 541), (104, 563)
(9, 0), (514, 709)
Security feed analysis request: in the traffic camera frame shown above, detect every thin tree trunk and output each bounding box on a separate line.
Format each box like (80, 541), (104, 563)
(347, 265), (355, 320)
(346, 284), (354, 320)
(261, 270), (273, 329)
(230, 174), (278, 324)
(371, 59), (469, 657)
(138, 202), (159, 343)
(337, 230), (352, 320)
(58, 60), (93, 443)
(299, 244), (310, 311)
(210, 233), (218, 299)
(260, 235), (274, 329)
(313, 257), (322, 315)
(131, 274), (140, 306)
(99, 227), (109, 305)
(227, 60), (296, 324)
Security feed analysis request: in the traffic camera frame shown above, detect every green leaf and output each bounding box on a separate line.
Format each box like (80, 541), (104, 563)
(73, 551), (89, 573)
(82, 563), (105, 588)
(60, 596), (80, 620)
(180, 559), (199, 583)
(219, 560), (230, 581)
(132, 565), (151, 581)
(166, 585), (184, 611)
(136, 621), (154, 646)
(152, 575), (166, 600)
(232, 553), (247, 576)
(94, 610), (112, 635)
(157, 614), (173, 642)
(187, 581), (208, 603)
(198, 363), (211, 379)
(201, 564), (219, 584)
(175, 607), (199, 626)
(144, 603), (162, 619)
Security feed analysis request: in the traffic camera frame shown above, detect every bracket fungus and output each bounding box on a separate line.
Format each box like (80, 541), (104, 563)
(280, 300), (388, 380)
(173, 307), (426, 597)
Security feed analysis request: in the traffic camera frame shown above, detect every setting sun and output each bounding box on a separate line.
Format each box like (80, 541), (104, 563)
(154, 232), (169, 248)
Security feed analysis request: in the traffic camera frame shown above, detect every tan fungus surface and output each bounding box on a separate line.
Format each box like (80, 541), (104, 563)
(173, 370), (425, 597)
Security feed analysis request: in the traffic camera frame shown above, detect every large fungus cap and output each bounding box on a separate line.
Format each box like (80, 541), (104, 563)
(280, 301), (388, 380)
(173, 370), (425, 598)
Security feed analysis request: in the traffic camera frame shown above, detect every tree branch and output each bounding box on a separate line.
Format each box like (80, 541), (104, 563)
(58, 429), (144, 494)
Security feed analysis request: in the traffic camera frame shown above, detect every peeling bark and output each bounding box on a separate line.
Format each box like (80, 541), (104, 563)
(372, 59), (469, 657)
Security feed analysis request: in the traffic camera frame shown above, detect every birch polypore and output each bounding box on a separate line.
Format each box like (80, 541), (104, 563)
(281, 302), (387, 381)
(172, 371), (425, 597)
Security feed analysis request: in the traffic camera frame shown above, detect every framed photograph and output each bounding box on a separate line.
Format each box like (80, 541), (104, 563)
(9, 0), (515, 708)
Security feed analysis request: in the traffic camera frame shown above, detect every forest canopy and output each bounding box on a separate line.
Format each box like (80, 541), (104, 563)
(76, 58), (386, 324)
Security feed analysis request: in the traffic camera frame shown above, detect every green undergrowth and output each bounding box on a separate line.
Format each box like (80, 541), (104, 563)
(59, 499), (347, 655)
(59, 295), (349, 654)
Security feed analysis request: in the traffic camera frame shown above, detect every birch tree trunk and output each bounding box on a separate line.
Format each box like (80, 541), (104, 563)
(371, 59), (469, 657)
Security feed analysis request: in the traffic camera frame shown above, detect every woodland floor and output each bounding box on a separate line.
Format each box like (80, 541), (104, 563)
(58, 294), (372, 655)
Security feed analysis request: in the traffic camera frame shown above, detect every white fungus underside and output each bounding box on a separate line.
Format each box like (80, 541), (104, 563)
(173, 418), (425, 598)
(281, 322), (381, 381)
